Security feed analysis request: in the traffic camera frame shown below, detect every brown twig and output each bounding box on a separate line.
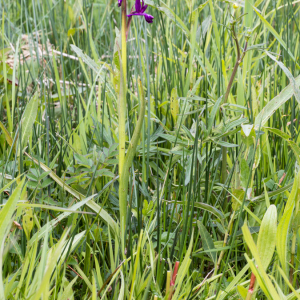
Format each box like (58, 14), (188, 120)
(221, 22), (248, 185)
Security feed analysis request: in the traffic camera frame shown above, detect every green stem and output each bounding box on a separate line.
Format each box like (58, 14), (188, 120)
(119, 0), (127, 178)
(119, 0), (127, 248)
(119, 79), (145, 245)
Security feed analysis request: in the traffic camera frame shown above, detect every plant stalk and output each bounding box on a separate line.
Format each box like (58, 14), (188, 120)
(119, 0), (128, 248)
(119, 79), (145, 246)
(119, 0), (127, 178)
(221, 23), (248, 185)
(245, 273), (256, 300)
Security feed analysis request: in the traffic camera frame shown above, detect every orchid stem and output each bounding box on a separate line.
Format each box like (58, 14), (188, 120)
(119, 79), (145, 249)
(119, 0), (127, 250)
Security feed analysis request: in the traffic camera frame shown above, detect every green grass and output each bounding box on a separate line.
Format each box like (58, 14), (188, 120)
(0, 0), (300, 299)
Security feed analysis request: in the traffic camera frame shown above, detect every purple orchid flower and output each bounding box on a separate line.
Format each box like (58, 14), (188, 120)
(127, 0), (154, 23)
(118, 0), (122, 7)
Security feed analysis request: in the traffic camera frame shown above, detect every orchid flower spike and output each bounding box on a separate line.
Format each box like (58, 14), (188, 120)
(127, 0), (154, 23)
(118, 0), (122, 7)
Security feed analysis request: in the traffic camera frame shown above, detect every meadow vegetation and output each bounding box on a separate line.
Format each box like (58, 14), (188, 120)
(1, 0), (300, 299)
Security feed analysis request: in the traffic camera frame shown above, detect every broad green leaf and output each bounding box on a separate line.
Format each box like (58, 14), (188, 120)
(197, 221), (217, 264)
(92, 275), (97, 300)
(0, 178), (25, 297)
(227, 189), (262, 224)
(59, 276), (77, 300)
(276, 204), (294, 273)
(289, 141), (300, 166)
(211, 140), (239, 148)
(255, 75), (300, 127)
(15, 203), (94, 214)
(0, 178), (25, 243)
(232, 188), (244, 211)
(23, 207), (34, 240)
(237, 285), (248, 299)
(265, 127), (291, 140)
(244, 254), (280, 300)
(113, 51), (120, 71)
(0, 121), (14, 151)
(60, 231), (86, 263)
(240, 158), (250, 189)
(170, 88), (179, 122)
(257, 205), (277, 270)
(292, 211), (300, 232)
(251, 182), (294, 202)
(242, 224), (281, 300)
(285, 173), (299, 214)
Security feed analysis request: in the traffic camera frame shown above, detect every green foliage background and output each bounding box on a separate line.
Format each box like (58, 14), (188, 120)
(0, 0), (300, 299)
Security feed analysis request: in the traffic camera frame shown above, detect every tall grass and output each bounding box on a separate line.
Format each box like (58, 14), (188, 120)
(0, 0), (300, 299)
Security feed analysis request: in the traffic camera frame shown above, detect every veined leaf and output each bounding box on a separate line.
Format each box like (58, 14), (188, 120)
(265, 127), (291, 140)
(245, 254), (280, 300)
(240, 158), (250, 189)
(23, 208), (34, 240)
(255, 75), (300, 127)
(276, 204), (294, 273)
(257, 205), (277, 270)
(170, 88), (179, 122)
(242, 224), (281, 300)
(197, 221), (217, 264)
(289, 141), (300, 166)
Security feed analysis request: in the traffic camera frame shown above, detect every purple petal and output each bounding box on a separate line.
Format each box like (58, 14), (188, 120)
(143, 13), (154, 23)
(135, 0), (142, 12)
(127, 12), (139, 17)
(118, 0), (122, 7)
(141, 4), (148, 13)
